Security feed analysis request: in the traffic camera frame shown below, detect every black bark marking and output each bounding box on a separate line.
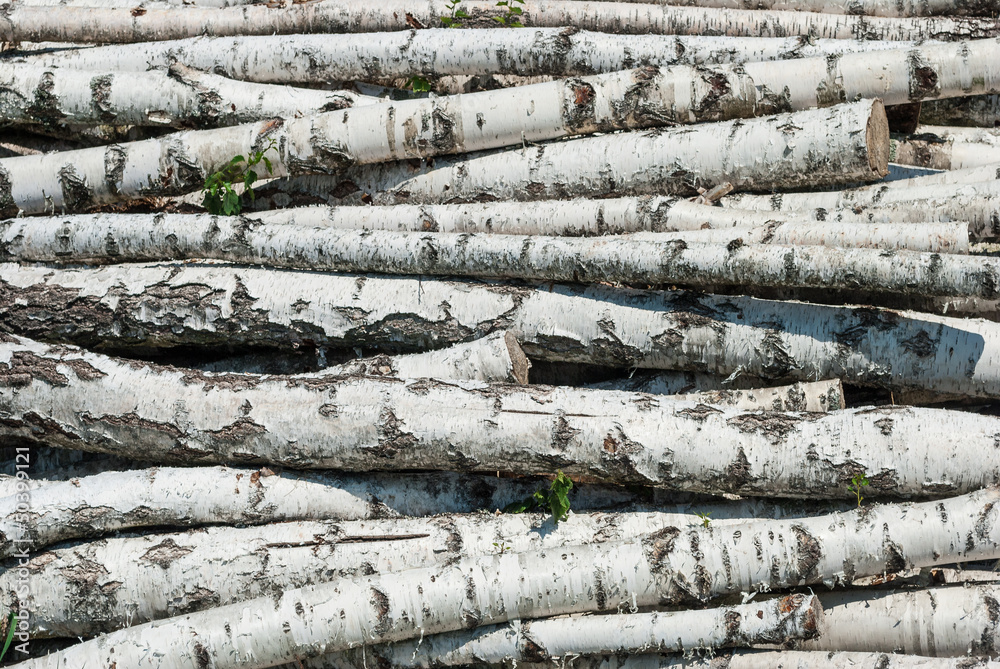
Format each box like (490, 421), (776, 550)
(140, 538), (194, 568)
(792, 526), (821, 582)
(0, 165), (16, 217)
(722, 447), (753, 491)
(643, 526), (681, 574)
(193, 642), (210, 669)
(26, 70), (66, 127)
(58, 164), (95, 212)
(873, 417), (894, 435)
(727, 412), (802, 443)
(907, 51), (940, 101)
(89, 74), (117, 124)
(370, 587), (391, 636)
(562, 79), (597, 132)
(374, 407), (418, 458)
(901, 329), (940, 358)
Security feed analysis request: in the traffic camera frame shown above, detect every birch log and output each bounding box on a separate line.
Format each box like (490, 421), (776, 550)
(16, 32), (927, 82)
(4, 215), (990, 298)
(476, 653), (1000, 669)
(0, 82), (888, 214)
(0, 0), (994, 43)
(322, 596), (822, 667)
(891, 126), (1000, 171)
(573, 0), (999, 17)
(721, 181), (1000, 238)
(7, 262), (1000, 397)
(921, 95), (1000, 128)
(644, 380), (845, 412)
(11, 489), (1000, 669)
(6, 334), (1000, 495)
(263, 101), (888, 210)
(7, 204), (965, 252)
(0, 63), (374, 129)
(796, 585), (1000, 656)
(3, 510), (834, 636)
(0, 466), (641, 558)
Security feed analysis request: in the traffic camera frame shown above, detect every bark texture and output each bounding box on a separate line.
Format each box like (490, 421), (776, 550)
(11, 488), (1000, 669)
(2, 215), (989, 297)
(443, 653), (1000, 669)
(4, 208), (965, 253)
(797, 585), (1000, 656)
(891, 126), (1000, 170)
(17, 32), (930, 82)
(0, 63), (371, 129)
(5, 334), (1000, 495)
(2, 510), (829, 636)
(0, 466), (640, 559)
(721, 181), (1000, 239)
(573, 0), (1000, 17)
(0, 92), (887, 214)
(325, 596), (821, 666)
(6, 263), (1000, 397)
(258, 101), (888, 209)
(921, 94), (1000, 128)
(643, 380), (845, 412)
(1, 0), (995, 43)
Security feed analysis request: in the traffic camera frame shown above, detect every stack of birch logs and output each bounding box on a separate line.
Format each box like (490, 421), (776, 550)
(2, 0), (1000, 667)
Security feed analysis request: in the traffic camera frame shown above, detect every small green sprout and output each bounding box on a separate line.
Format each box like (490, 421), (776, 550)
(503, 471), (573, 524)
(492, 541), (511, 555)
(0, 612), (17, 662)
(847, 473), (870, 508)
(493, 0), (525, 26)
(201, 138), (277, 216)
(407, 76), (433, 93)
(440, 0), (468, 27)
(695, 511), (712, 528)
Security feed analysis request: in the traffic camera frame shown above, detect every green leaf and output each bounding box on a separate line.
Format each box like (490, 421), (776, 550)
(262, 156), (273, 174)
(229, 154), (245, 165)
(1, 613), (17, 662)
(502, 498), (535, 514)
(223, 189), (240, 215)
(455, 8), (468, 16)
(493, 16), (506, 23)
(510, 20), (523, 26)
(510, 6), (522, 13)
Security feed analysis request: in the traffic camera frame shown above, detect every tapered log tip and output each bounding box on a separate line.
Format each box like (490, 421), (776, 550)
(866, 99), (890, 179)
(503, 331), (531, 384)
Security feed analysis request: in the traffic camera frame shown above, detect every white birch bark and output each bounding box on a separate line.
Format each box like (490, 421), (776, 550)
(567, 0), (998, 17)
(8, 203), (964, 251)
(264, 101), (888, 211)
(0, 465), (650, 560)
(794, 585), (1000, 656)
(921, 94), (1000, 128)
(0, 80), (888, 214)
(3, 214), (988, 297)
(3, 508), (835, 636)
(721, 181), (1000, 239)
(11, 488), (1000, 669)
(15, 31), (928, 82)
(475, 652), (1000, 669)
(891, 126), (1000, 171)
(0, 63), (375, 129)
(6, 334), (1000, 495)
(7, 262), (1000, 397)
(649, 380), (845, 412)
(0, 0), (993, 43)
(325, 596), (822, 666)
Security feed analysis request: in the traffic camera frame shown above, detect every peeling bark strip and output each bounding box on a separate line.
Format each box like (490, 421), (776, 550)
(891, 126), (1000, 171)
(798, 586), (1000, 657)
(6, 335), (1000, 495)
(7, 262), (1000, 397)
(468, 652), (1000, 669)
(13, 489), (1000, 669)
(0, 465), (646, 560)
(921, 94), (1000, 128)
(5, 214), (994, 297)
(722, 180), (1000, 239)
(266, 101), (888, 208)
(0, 63), (374, 129)
(3, 509), (829, 636)
(327, 596), (822, 666)
(0, 77), (887, 213)
(2, 208), (966, 255)
(18, 32), (931, 82)
(0, 0), (995, 43)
